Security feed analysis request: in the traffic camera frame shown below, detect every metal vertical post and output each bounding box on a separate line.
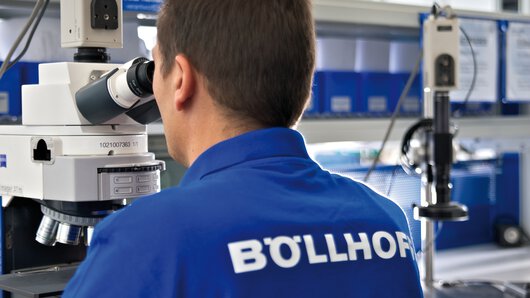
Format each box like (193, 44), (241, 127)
(421, 89), (435, 289)
(421, 175), (435, 288)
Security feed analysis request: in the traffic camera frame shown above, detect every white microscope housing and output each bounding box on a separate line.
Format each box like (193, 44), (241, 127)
(0, 0), (165, 247)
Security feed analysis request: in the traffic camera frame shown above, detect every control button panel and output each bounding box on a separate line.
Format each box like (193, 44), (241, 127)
(137, 175), (151, 183)
(115, 187), (133, 194)
(137, 186), (151, 193)
(98, 167), (162, 200)
(114, 176), (133, 184)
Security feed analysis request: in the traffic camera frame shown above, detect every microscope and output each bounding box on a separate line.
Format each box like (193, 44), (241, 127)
(0, 0), (164, 295)
(400, 5), (468, 292)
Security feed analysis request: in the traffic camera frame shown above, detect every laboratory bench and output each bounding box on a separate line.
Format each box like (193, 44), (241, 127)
(423, 244), (530, 297)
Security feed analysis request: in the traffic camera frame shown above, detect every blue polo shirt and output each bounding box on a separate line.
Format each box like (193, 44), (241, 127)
(63, 127), (423, 298)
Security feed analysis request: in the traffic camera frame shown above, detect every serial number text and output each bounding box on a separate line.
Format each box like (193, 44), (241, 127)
(99, 141), (139, 149)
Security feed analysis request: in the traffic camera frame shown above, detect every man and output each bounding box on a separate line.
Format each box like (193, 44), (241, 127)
(63, 0), (423, 297)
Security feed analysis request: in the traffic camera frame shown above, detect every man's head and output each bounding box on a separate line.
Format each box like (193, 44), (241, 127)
(155, 0), (315, 128)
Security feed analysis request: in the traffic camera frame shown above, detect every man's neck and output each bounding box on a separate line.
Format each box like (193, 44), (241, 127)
(184, 116), (265, 167)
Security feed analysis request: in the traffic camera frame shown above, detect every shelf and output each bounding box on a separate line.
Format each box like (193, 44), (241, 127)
(296, 116), (530, 143)
(435, 244), (530, 282)
(313, 0), (426, 29)
(3, 0), (530, 25)
(312, 0), (530, 29)
(147, 116), (530, 144)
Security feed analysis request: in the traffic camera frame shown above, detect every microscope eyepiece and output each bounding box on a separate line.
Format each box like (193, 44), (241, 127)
(126, 58), (154, 97)
(75, 57), (160, 124)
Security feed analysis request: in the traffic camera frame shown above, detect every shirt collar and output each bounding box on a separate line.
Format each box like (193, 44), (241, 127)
(179, 127), (310, 185)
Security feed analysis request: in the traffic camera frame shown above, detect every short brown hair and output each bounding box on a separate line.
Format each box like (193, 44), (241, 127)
(157, 0), (315, 127)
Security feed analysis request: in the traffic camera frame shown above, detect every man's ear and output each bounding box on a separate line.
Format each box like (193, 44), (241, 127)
(173, 54), (196, 111)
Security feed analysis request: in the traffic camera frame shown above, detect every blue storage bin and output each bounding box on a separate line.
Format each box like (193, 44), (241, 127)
(19, 62), (39, 85)
(359, 72), (392, 116)
(321, 71), (360, 116)
(304, 71), (322, 116)
(0, 62), (22, 117)
(390, 73), (421, 116)
(315, 153), (519, 251)
(437, 204), (493, 250)
(123, 0), (163, 12)
(494, 153), (520, 222)
(437, 170), (495, 249)
(451, 173), (492, 205)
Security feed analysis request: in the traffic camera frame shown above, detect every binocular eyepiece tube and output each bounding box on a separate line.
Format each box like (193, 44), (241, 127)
(76, 57), (160, 125)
